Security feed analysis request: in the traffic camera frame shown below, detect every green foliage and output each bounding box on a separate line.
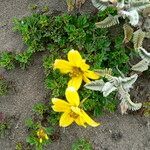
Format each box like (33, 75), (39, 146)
(47, 111), (60, 126)
(97, 7), (118, 20)
(0, 12), (130, 117)
(15, 50), (32, 69)
(8, 12), (130, 73)
(0, 122), (8, 137)
(0, 78), (8, 96)
(41, 13), (129, 116)
(15, 142), (23, 150)
(0, 113), (10, 138)
(32, 102), (49, 116)
(25, 100), (60, 149)
(143, 102), (150, 117)
(71, 138), (93, 150)
(79, 89), (117, 117)
(106, 36), (130, 75)
(25, 118), (53, 150)
(0, 52), (15, 70)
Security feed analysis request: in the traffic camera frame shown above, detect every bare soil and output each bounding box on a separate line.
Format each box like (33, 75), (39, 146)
(0, 0), (150, 150)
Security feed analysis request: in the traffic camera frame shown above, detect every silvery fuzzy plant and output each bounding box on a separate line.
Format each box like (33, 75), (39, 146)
(131, 47), (150, 72)
(84, 69), (142, 114)
(92, 0), (150, 27)
(92, 0), (150, 51)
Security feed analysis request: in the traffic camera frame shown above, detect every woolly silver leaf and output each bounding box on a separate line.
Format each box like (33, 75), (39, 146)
(119, 86), (142, 114)
(91, 0), (108, 11)
(94, 68), (112, 78)
(84, 79), (105, 91)
(138, 47), (150, 63)
(119, 74), (138, 92)
(133, 29), (145, 49)
(102, 82), (117, 97)
(131, 1), (150, 11)
(145, 32), (150, 39)
(95, 15), (119, 28)
(131, 59), (149, 72)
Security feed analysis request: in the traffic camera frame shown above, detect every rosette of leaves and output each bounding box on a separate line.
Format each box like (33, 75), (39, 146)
(84, 70), (142, 114)
(131, 47), (150, 72)
(93, 0), (150, 28)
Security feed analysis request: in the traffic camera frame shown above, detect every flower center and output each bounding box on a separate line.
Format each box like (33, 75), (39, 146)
(37, 129), (47, 139)
(70, 67), (82, 77)
(69, 111), (79, 119)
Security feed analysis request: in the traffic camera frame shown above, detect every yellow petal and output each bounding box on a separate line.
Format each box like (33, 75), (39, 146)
(68, 50), (83, 67)
(52, 98), (70, 112)
(65, 87), (80, 106)
(80, 61), (90, 71)
(81, 110), (100, 127)
(68, 75), (82, 90)
(59, 112), (74, 127)
(45, 135), (49, 140)
(71, 106), (86, 127)
(37, 131), (40, 136)
(75, 116), (86, 128)
(39, 138), (43, 143)
(54, 59), (72, 74)
(84, 70), (100, 80)
(83, 75), (91, 83)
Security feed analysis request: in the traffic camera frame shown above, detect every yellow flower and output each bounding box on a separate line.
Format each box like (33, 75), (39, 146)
(52, 87), (100, 127)
(54, 49), (100, 90)
(37, 128), (49, 143)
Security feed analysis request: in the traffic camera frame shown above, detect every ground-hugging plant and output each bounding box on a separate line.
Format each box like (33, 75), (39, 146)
(0, 52), (15, 70)
(85, 70), (142, 114)
(142, 102), (150, 117)
(25, 118), (53, 150)
(0, 113), (11, 138)
(0, 77), (8, 96)
(71, 138), (93, 150)
(25, 101), (60, 150)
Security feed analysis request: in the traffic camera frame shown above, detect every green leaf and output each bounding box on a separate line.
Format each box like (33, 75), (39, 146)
(26, 136), (37, 145)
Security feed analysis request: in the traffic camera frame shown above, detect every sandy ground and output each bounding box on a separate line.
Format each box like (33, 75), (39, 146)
(0, 0), (150, 150)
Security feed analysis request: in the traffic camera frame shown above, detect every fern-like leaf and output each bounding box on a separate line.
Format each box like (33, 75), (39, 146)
(133, 29), (145, 50)
(119, 86), (142, 114)
(123, 23), (134, 43)
(66, 0), (75, 11)
(145, 31), (150, 39)
(131, 1), (150, 11)
(95, 15), (119, 28)
(102, 82), (117, 97)
(91, 0), (108, 11)
(95, 68), (112, 78)
(138, 47), (150, 62)
(84, 79), (105, 91)
(120, 74), (138, 92)
(131, 59), (149, 72)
